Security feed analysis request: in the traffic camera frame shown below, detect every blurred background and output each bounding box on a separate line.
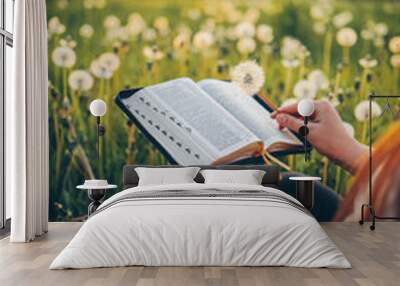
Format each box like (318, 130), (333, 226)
(46, 0), (400, 221)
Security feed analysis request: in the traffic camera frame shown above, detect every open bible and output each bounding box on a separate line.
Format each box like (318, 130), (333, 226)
(115, 78), (304, 165)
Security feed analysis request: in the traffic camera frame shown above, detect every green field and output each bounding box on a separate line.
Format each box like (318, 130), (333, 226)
(47, 0), (400, 220)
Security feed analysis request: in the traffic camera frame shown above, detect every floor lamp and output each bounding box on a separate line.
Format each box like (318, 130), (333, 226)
(359, 93), (400, 230)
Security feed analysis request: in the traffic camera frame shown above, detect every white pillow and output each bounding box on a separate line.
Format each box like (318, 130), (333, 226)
(135, 167), (200, 186)
(200, 169), (265, 185)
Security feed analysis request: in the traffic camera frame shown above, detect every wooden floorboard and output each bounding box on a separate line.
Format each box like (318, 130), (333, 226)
(0, 222), (399, 286)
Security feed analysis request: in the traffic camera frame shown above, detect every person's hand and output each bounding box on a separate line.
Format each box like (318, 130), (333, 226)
(271, 100), (367, 174)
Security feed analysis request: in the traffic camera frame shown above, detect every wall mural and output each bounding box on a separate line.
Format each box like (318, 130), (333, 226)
(47, 0), (400, 221)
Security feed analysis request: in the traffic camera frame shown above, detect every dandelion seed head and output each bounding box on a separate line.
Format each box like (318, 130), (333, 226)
(333, 11), (353, 29)
(99, 52), (120, 72)
(68, 70), (94, 92)
(359, 55), (378, 69)
(201, 18), (216, 33)
(173, 33), (191, 52)
(234, 21), (255, 39)
(313, 22), (326, 35)
(390, 54), (400, 68)
(59, 37), (77, 49)
(48, 17), (66, 36)
(193, 31), (214, 50)
(237, 37), (256, 54)
(293, 80), (317, 99)
(154, 16), (169, 31)
(90, 59), (113, 79)
(142, 28), (157, 42)
(281, 37), (305, 60)
(389, 36), (400, 54)
(256, 24), (273, 44)
(354, 100), (382, 122)
(336, 27), (357, 47)
(79, 24), (94, 39)
(127, 13), (146, 37)
(52, 46), (76, 68)
(104, 15), (121, 30)
(143, 46), (164, 61)
(375, 23), (388, 37)
(308, 69), (328, 90)
(230, 60), (265, 96)
(310, 2), (333, 20)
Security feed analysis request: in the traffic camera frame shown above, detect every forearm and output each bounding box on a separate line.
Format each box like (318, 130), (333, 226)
(333, 139), (368, 175)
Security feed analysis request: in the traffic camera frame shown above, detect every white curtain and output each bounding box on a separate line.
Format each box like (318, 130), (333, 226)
(7, 0), (49, 242)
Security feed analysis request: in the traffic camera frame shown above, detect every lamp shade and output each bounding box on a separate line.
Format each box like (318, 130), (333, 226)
(89, 99), (107, 117)
(297, 99), (315, 117)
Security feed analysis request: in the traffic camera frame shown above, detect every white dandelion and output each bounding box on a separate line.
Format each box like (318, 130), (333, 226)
(143, 46), (165, 62)
(256, 24), (274, 44)
(127, 13), (146, 37)
(201, 18), (216, 33)
(293, 80), (317, 99)
(237, 37), (256, 55)
(358, 55), (378, 69)
(313, 22), (326, 35)
(90, 59), (113, 79)
(142, 28), (157, 42)
(103, 15), (121, 30)
(354, 100), (382, 122)
(230, 61), (265, 96)
(48, 17), (65, 36)
(68, 70), (94, 92)
(281, 37), (303, 60)
(52, 46), (76, 68)
(389, 36), (400, 54)
(336, 27), (357, 47)
(173, 33), (191, 52)
(193, 31), (214, 50)
(234, 21), (256, 39)
(310, 2), (333, 21)
(308, 69), (328, 90)
(154, 16), (170, 37)
(375, 23), (388, 37)
(79, 24), (94, 39)
(106, 26), (129, 42)
(59, 37), (77, 49)
(390, 54), (400, 68)
(99, 52), (120, 72)
(332, 11), (353, 29)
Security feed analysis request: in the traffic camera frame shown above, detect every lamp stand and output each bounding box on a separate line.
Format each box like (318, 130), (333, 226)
(96, 116), (105, 178)
(299, 117), (310, 162)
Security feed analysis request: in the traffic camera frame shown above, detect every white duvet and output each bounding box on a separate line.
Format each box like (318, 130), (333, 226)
(50, 183), (350, 269)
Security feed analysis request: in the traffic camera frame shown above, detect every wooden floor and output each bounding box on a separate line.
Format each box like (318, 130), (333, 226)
(0, 222), (399, 286)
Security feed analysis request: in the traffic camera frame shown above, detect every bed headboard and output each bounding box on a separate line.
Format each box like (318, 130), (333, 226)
(122, 165), (280, 189)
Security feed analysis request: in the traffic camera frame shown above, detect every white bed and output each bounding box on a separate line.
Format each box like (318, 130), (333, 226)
(50, 183), (350, 269)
